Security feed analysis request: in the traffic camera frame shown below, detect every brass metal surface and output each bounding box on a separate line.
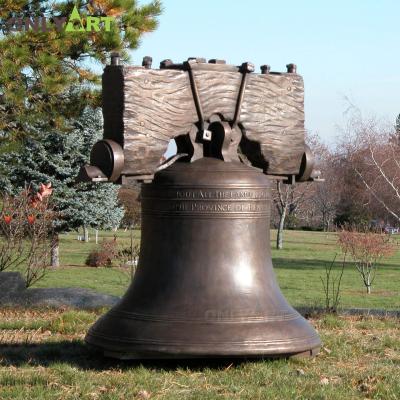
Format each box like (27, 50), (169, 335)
(86, 158), (321, 359)
(89, 139), (124, 182)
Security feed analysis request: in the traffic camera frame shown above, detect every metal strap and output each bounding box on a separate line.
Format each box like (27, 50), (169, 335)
(231, 65), (250, 128)
(184, 61), (206, 134)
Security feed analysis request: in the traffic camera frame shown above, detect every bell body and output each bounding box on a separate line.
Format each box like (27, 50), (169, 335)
(85, 158), (321, 358)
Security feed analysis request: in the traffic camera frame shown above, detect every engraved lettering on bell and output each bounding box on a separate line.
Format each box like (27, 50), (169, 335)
(175, 189), (269, 199)
(82, 55), (322, 359)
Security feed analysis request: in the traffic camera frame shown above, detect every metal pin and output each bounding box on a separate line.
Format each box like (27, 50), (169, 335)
(187, 57), (206, 63)
(239, 62), (255, 73)
(142, 56), (152, 69)
(286, 63), (297, 73)
(208, 59), (226, 64)
(160, 59), (173, 69)
(260, 65), (271, 74)
(110, 52), (120, 66)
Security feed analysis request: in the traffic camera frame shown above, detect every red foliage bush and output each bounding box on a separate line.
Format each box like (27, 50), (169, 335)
(0, 183), (55, 287)
(85, 238), (118, 268)
(337, 227), (395, 293)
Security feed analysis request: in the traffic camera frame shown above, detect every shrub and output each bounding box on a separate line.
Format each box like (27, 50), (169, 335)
(337, 227), (395, 294)
(86, 238), (118, 268)
(0, 183), (55, 287)
(116, 241), (140, 279)
(320, 254), (345, 313)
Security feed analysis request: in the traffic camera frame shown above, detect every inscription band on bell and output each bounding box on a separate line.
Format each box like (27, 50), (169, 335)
(142, 186), (271, 217)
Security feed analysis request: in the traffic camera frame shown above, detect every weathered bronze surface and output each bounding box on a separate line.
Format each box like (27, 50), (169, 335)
(83, 54), (322, 359)
(78, 56), (322, 184)
(85, 157), (321, 358)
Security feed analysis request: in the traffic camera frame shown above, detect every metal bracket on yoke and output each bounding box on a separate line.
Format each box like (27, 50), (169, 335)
(161, 58), (254, 163)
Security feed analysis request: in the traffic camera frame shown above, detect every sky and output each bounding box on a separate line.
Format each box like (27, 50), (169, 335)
(129, 0), (400, 147)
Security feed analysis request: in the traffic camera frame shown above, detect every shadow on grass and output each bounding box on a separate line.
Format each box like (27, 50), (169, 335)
(271, 240), (335, 247)
(0, 341), (282, 372)
(272, 258), (400, 271)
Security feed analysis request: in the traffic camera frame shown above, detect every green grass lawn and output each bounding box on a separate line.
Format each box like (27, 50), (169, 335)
(2, 231), (399, 399)
(31, 229), (400, 311)
(0, 309), (399, 399)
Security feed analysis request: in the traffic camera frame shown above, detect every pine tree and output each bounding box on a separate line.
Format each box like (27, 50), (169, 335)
(0, 1), (161, 265)
(0, 0), (162, 144)
(0, 0), (161, 265)
(0, 108), (124, 267)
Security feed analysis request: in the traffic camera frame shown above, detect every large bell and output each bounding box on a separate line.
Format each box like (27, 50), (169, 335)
(86, 157), (321, 358)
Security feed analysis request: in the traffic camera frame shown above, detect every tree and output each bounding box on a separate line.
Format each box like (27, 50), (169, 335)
(272, 132), (324, 249)
(0, 0), (162, 144)
(332, 152), (372, 227)
(312, 171), (337, 231)
(338, 227), (395, 294)
(0, 0), (161, 266)
(308, 145), (338, 231)
(395, 114), (400, 144)
(0, 108), (124, 267)
(119, 186), (141, 228)
(339, 112), (400, 225)
(273, 180), (311, 249)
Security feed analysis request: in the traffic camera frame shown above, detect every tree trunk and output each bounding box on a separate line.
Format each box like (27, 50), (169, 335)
(322, 211), (327, 232)
(276, 207), (287, 250)
(51, 233), (60, 268)
(95, 229), (99, 244)
(130, 225), (134, 263)
(366, 275), (371, 294)
(326, 219), (330, 232)
(83, 225), (89, 242)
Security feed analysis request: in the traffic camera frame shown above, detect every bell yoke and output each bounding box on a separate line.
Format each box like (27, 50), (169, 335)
(79, 55), (322, 359)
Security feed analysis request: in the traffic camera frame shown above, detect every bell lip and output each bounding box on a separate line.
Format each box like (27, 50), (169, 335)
(84, 314), (322, 360)
(88, 347), (321, 360)
(85, 334), (321, 360)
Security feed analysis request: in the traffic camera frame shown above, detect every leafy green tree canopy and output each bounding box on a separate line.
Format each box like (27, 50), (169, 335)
(0, 108), (124, 232)
(0, 0), (162, 142)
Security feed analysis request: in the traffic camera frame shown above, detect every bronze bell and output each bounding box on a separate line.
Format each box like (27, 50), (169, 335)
(86, 157), (321, 358)
(81, 55), (322, 358)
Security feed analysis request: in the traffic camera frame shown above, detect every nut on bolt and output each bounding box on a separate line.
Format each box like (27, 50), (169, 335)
(110, 52), (120, 66)
(187, 57), (206, 63)
(286, 63), (297, 73)
(240, 62), (255, 73)
(260, 65), (271, 74)
(208, 59), (226, 64)
(142, 56), (152, 69)
(160, 59), (173, 69)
